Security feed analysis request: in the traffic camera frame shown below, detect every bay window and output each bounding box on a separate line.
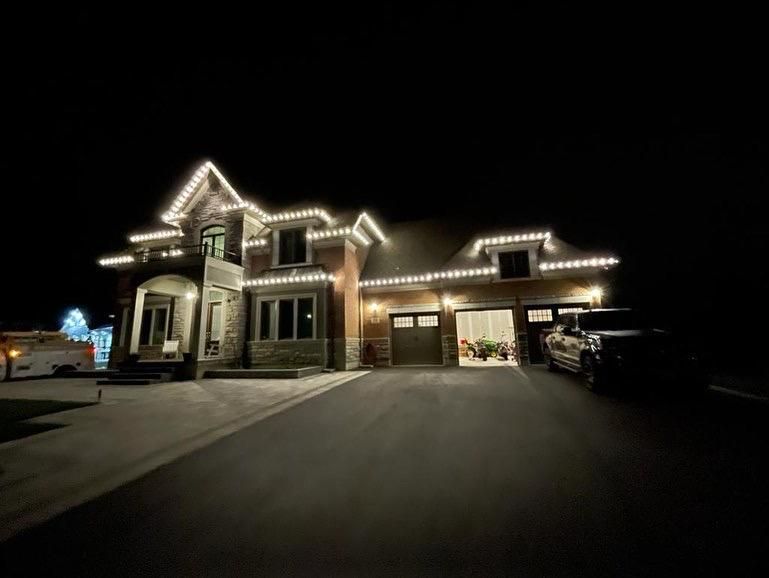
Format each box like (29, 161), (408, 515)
(257, 295), (316, 340)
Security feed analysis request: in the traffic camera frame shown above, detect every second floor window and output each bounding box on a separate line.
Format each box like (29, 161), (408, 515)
(278, 228), (307, 265)
(202, 226), (226, 257)
(498, 250), (531, 279)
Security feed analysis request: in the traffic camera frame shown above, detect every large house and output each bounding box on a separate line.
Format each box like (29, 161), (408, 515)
(100, 161), (619, 377)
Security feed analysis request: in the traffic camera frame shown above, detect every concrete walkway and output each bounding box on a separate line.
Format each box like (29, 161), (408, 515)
(0, 372), (366, 541)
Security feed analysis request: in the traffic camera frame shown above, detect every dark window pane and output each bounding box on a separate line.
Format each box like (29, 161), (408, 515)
(499, 250), (531, 279)
(260, 301), (274, 340)
(140, 309), (152, 345)
(279, 229), (306, 265)
(278, 300), (295, 340)
(202, 226), (226, 257)
(297, 298), (314, 339)
(153, 308), (167, 344)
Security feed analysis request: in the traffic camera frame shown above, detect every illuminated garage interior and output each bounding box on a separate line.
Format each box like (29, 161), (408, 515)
(456, 309), (517, 366)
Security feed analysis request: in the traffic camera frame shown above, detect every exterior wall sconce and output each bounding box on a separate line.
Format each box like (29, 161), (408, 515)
(589, 287), (603, 307)
(368, 302), (381, 324)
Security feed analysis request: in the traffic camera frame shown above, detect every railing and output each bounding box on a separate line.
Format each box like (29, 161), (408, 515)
(137, 244), (240, 265)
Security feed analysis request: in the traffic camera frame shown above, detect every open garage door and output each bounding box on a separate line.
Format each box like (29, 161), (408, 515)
(524, 303), (590, 363)
(390, 313), (443, 366)
(456, 308), (516, 366)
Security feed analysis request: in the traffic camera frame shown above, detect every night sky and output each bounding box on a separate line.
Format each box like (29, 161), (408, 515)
(2, 6), (767, 362)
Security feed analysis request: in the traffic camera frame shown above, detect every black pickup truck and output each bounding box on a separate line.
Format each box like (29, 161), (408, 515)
(540, 308), (705, 392)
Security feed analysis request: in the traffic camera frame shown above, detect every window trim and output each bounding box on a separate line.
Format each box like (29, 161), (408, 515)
(256, 293), (317, 341)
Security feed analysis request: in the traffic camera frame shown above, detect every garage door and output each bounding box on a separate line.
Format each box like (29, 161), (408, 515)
(524, 303), (590, 363)
(390, 313), (443, 365)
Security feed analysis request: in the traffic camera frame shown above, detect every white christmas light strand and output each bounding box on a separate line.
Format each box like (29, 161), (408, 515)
(263, 208), (332, 224)
(359, 212), (385, 242)
(307, 226), (372, 246)
(474, 231), (550, 251)
(307, 227), (352, 239)
(162, 161), (244, 222)
(539, 257), (619, 271)
(222, 202), (269, 220)
(243, 273), (336, 287)
(162, 163), (208, 221)
(243, 238), (269, 248)
(129, 229), (184, 243)
(98, 255), (135, 266)
(359, 267), (497, 287)
(351, 228), (371, 246)
(206, 162), (244, 206)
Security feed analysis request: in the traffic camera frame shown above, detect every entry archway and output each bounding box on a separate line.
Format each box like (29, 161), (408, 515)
(129, 275), (198, 356)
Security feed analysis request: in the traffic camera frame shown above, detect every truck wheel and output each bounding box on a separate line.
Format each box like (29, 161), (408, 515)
(53, 365), (76, 377)
(543, 348), (558, 372)
(581, 354), (606, 393)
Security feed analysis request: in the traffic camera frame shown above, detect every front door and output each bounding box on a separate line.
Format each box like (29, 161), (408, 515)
(390, 313), (443, 366)
(205, 301), (222, 356)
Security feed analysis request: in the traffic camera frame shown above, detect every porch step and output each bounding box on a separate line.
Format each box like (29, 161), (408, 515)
(117, 364), (181, 374)
(106, 372), (172, 381)
(59, 369), (119, 378)
(203, 366), (323, 379)
(96, 378), (163, 386)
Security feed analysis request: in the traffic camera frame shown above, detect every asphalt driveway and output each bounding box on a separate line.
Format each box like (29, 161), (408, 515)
(2, 366), (768, 575)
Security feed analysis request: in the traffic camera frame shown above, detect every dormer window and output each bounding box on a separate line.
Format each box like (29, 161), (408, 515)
(201, 226), (226, 258)
(278, 228), (307, 265)
(498, 250), (531, 279)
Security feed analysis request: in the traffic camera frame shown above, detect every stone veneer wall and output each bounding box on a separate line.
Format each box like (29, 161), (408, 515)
(220, 288), (244, 360)
(109, 346), (128, 366)
(247, 339), (329, 367)
(138, 344), (163, 360)
(169, 297), (188, 350)
(334, 337), (360, 371)
(441, 335), (459, 366)
(362, 337), (390, 367)
(194, 356), (240, 378)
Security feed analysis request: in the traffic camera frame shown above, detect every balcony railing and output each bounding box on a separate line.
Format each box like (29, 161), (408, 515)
(137, 244), (239, 265)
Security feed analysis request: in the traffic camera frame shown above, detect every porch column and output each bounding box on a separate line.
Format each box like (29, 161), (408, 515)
(129, 288), (147, 354)
(197, 288), (210, 360)
(182, 294), (194, 353)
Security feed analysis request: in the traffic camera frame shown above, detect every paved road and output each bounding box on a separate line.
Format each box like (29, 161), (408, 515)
(2, 366), (769, 575)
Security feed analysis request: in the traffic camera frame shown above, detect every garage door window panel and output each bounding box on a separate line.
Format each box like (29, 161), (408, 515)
(417, 315), (439, 327)
(527, 309), (553, 323)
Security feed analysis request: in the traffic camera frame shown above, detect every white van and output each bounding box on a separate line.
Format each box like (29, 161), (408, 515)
(0, 331), (95, 381)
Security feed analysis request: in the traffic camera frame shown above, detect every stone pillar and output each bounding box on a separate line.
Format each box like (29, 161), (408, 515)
(197, 288), (210, 360)
(182, 295), (194, 353)
(441, 302), (459, 366)
(129, 289), (146, 354)
(514, 296), (529, 366)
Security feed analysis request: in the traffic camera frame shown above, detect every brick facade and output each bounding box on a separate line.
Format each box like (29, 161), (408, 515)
(104, 162), (613, 376)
